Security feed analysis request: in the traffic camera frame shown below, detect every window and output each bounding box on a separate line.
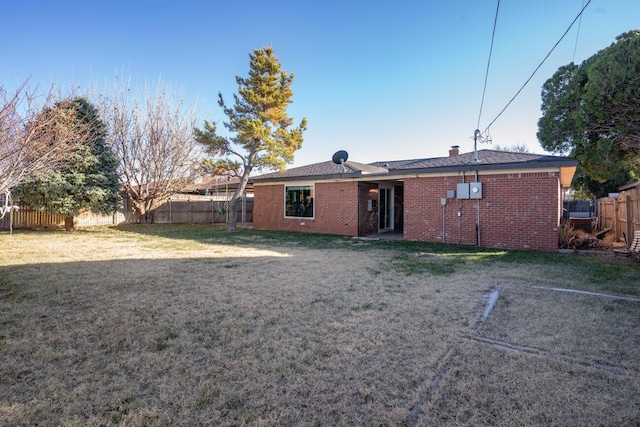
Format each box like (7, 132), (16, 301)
(285, 185), (314, 218)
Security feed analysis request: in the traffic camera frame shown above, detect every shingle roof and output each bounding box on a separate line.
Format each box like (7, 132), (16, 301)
(181, 175), (242, 193)
(252, 149), (576, 183)
(390, 150), (576, 171)
(369, 158), (437, 169)
(253, 160), (388, 181)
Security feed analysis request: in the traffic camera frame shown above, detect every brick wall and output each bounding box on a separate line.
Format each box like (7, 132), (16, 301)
(254, 171), (562, 251)
(404, 172), (561, 251)
(253, 181), (360, 236)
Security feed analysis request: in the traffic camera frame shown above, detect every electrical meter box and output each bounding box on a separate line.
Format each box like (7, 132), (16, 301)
(470, 182), (483, 199)
(456, 183), (470, 199)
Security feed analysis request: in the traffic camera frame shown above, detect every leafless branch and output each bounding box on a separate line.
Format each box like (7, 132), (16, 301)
(0, 82), (89, 194)
(98, 78), (200, 222)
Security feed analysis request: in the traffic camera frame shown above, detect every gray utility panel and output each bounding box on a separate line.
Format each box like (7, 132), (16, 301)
(456, 182), (483, 199)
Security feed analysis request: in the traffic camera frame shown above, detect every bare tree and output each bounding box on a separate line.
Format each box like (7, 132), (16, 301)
(492, 143), (530, 153)
(0, 82), (88, 195)
(99, 79), (200, 223)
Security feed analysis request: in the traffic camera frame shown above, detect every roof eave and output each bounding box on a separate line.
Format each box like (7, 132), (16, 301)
(251, 171), (365, 184)
(250, 158), (578, 183)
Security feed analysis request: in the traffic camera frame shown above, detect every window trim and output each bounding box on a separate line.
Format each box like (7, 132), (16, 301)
(284, 183), (315, 219)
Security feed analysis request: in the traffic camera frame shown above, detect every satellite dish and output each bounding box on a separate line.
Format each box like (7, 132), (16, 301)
(332, 150), (349, 172)
(332, 150), (349, 165)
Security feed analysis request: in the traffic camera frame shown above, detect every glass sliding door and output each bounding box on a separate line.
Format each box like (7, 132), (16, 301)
(378, 186), (394, 231)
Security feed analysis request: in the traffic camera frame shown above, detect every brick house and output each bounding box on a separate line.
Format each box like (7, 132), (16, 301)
(251, 149), (577, 251)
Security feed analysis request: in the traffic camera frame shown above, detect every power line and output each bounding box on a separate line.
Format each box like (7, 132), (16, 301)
(476, 0), (501, 130)
(482, 0), (592, 133)
(572, 0), (586, 63)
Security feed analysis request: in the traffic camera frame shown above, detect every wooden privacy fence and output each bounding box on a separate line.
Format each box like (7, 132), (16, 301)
(1, 208), (125, 230)
(1, 196), (253, 230)
(595, 187), (640, 246)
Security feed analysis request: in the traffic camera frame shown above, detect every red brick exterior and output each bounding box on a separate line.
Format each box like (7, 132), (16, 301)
(254, 171), (562, 251)
(253, 181), (360, 236)
(404, 172), (561, 251)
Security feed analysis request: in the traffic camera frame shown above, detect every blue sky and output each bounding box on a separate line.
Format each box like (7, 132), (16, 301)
(2, 0), (638, 168)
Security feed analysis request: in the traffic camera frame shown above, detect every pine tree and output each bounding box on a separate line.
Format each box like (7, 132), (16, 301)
(13, 97), (120, 230)
(195, 47), (307, 230)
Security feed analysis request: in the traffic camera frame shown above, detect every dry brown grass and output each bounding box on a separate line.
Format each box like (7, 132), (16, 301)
(1, 226), (639, 426)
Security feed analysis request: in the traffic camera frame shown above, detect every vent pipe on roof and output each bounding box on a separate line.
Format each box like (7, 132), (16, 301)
(449, 145), (460, 157)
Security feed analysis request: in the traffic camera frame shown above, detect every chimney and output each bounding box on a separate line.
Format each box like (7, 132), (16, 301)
(449, 145), (460, 157)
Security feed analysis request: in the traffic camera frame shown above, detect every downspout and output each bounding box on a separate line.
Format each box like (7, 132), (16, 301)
(476, 171), (480, 247)
(458, 171), (465, 245)
(458, 201), (463, 245)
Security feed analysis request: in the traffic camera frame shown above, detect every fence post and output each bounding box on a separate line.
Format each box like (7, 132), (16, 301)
(612, 198), (617, 242)
(626, 195), (632, 247)
(242, 192), (246, 224)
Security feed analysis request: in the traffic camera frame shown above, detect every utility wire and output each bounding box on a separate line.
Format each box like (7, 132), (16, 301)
(482, 0), (592, 132)
(572, 0), (586, 63)
(476, 0), (501, 130)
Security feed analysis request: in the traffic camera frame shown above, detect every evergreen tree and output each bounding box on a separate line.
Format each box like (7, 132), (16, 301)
(195, 47), (307, 230)
(13, 97), (120, 230)
(537, 31), (640, 197)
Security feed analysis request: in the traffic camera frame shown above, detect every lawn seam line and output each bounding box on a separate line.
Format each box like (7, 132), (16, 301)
(531, 286), (640, 302)
(406, 285), (501, 426)
(464, 334), (636, 378)
(474, 285), (500, 333)
(405, 344), (461, 427)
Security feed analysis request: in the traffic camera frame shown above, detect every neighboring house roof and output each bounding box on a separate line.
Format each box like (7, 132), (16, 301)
(252, 149), (578, 183)
(618, 181), (638, 191)
(181, 176), (252, 194)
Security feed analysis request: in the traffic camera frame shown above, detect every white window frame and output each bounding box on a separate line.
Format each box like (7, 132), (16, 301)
(284, 183), (315, 219)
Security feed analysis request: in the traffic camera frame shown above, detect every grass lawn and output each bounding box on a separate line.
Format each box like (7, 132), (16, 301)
(1, 225), (639, 426)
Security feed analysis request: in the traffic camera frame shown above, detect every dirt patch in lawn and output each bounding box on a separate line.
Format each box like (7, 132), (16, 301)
(0, 228), (638, 426)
